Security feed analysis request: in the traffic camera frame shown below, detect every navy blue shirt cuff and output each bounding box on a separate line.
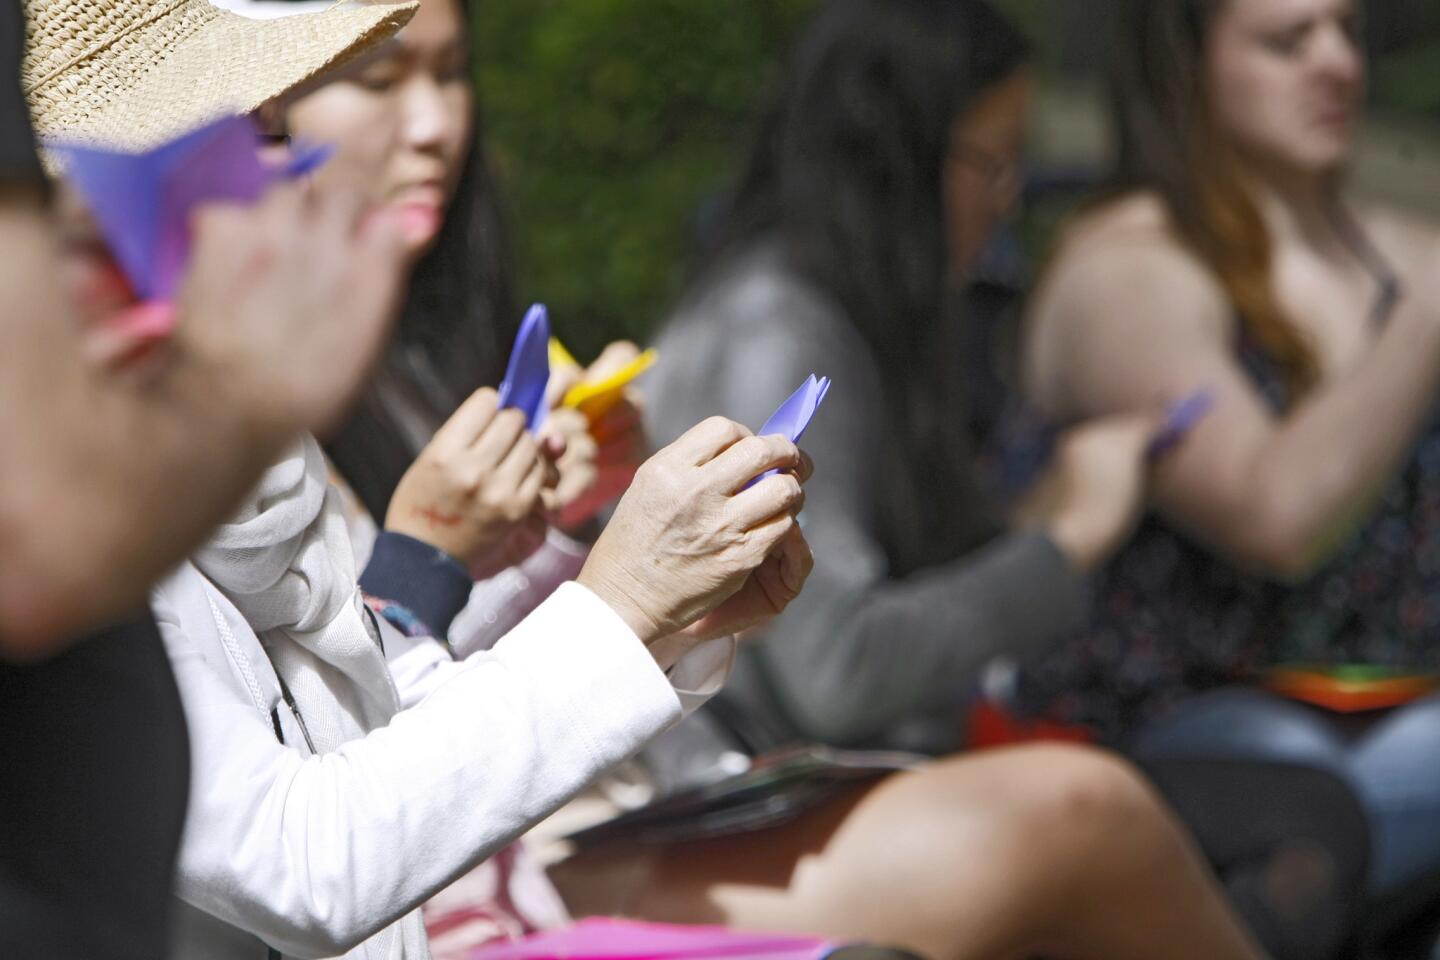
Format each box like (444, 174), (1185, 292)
(359, 532), (472, 639)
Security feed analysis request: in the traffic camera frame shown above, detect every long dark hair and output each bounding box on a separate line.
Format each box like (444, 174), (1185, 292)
(698, 0), (1030, 382)
(324, 0), (520, 521)
(1112, 0), (1319, 397)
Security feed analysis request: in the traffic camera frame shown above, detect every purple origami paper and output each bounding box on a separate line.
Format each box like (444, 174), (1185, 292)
(749, 374), (831, 485)
(1147, 387), (1215, 461)
(497, 304), (552, 432)
(758, 374), (831, 444)
(49, 114), (333, 302)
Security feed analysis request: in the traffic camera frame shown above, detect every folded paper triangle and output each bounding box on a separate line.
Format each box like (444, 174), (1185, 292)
(497, 304), (552, 432)
(50, 115), (333, 303)
(749, 374), (831, 486)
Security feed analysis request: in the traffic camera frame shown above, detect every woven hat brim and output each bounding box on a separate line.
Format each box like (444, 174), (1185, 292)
(33, 1), (417, 152)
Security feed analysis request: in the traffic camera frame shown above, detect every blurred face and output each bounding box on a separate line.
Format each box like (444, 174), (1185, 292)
(1205, 0), (1365, 178)
(944, 69), (1032, 276)
(284, 0), (473, 255)
(54, 181), (136, 323)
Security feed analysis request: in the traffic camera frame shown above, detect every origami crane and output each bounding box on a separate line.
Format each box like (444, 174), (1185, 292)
(497, 304), (552, 432)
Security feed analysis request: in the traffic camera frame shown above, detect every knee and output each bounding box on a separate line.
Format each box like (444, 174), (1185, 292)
(921, 745), (1169, 861)
(1013, 745), (1161, 839)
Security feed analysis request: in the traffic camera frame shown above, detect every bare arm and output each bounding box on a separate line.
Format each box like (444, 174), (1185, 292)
(1025, 231), (1440, 580)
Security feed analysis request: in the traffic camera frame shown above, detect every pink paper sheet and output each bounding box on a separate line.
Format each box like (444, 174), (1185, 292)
(467, 918), (834, 960)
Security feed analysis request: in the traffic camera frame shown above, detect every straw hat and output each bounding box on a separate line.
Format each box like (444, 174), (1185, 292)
(22, 0), (418, 152)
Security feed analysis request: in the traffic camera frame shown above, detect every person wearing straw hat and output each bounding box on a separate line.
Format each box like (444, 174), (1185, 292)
(1, 0), (419, 654)
(24, 11), (816, 960)
(0, 1), (432, 957)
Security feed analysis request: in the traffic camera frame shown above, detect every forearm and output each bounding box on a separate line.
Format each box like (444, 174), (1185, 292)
(761, 530), (1087, 745)
(449, 527), (589, 658)
(1242, 302), (1440, 575)
(173, 584), (684, 956)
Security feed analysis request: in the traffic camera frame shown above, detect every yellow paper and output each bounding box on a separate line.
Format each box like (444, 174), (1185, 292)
(549, 338), (658, 420)
(549, 338), (581, 372)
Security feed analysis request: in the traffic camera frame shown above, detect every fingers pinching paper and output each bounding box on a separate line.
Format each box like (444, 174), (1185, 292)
(549, 337), (659, 422)
(750, 374), (832, 485)
(497, 304), (552, 432)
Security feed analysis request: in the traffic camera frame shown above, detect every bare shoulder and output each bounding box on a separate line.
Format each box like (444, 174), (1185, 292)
(1024, 192), (1231, 411)
(1032, 192), (1229, 337)
(1357, 203), (1440, 279)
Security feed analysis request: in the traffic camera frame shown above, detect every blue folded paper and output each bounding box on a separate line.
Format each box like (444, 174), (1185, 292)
(750, 374), (831, 485)
(1147, 387), (1215, 461)
(48, 114), (333, 302)
(497, 304), (552, 432)
(758, 374), (831, 443)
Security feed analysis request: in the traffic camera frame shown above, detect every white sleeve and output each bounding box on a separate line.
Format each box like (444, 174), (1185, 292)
(157, 582), (683, 959)
(449, 528), (589, 659)
(390, 597), (737, 717)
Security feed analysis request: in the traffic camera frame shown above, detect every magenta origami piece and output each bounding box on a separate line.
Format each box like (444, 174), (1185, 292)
(496, 304), (552, 432)
(49, 114), (332, 302)
(466, 917), (835, 960)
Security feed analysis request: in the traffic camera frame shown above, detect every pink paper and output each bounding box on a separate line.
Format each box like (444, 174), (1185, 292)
(467, 918), (834, 960)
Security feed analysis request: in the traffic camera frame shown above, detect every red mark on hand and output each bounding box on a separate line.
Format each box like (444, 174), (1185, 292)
(414, 506), (464, 528)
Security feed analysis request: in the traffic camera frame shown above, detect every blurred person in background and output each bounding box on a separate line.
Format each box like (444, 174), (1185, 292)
(647, 0), (1155, 766)
(1021, 0), (1440, 952)
(245, 1), (1271, 958)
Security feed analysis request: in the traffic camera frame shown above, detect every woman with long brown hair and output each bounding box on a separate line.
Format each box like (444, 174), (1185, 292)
(1021, 0), (1440, 948)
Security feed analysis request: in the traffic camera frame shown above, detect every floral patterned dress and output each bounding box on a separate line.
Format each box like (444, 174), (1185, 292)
(1016, 306), (1440, 742)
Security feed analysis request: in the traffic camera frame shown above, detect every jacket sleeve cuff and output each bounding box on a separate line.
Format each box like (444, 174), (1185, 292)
(489, 582), (685, 761)
(359, 531), (473, 638)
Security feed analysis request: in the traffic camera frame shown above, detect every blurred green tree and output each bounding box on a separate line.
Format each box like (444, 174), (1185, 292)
(475, 0), (814, 356)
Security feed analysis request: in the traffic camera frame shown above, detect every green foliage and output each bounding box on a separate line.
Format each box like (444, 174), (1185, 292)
(1374, 39), (1440, 117)
(475, 0), (814, 357)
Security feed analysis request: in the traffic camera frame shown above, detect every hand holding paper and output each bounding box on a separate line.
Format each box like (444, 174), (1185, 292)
(550, 337), (659, 421)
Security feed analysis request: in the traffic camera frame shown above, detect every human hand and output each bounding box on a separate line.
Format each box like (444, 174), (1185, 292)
(1020, 412), (1157, 571)
(176, 174), (409, 438)
(386, 388), (548, 569)
(577, 417), (810, 646)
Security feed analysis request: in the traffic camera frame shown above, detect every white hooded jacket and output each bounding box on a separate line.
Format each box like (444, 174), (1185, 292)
(151, 442), (733, 960)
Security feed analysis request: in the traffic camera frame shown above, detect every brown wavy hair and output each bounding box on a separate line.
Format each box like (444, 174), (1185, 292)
(1112, 0), (1320, 397)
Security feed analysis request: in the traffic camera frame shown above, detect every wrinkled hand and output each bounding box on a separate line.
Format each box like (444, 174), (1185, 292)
(178, 176), (409, 437)
(386, 387), (548, 569)
(577, 417), (811, 646)
(1018, 412), (1157, 571)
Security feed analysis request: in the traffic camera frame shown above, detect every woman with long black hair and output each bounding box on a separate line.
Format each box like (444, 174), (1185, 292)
(648, 0), (1158, 757)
